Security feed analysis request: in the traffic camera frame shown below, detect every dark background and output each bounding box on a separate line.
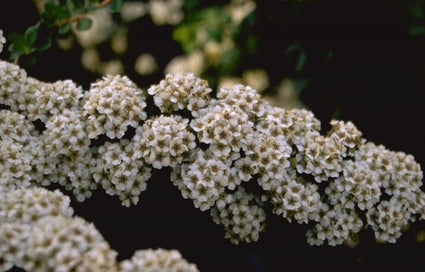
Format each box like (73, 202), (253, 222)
(1, 1), (425, 271)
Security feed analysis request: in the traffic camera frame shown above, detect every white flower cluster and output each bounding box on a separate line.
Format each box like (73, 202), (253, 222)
(262, 170), (323, 225)
(296, 133), (345, 183)
(0, 30), (5, 54)
(0, 187), (73, 225)
(120, 248), (199, 272)
(171, 148), (235, 211)
(0, 60), (86, 123)
(83, 74), (147, 139)
(1, 53), (425, 249)
(217, 84), (268, 119)
(255, 106), (321, 149)
(148, 72), (212, 116)
(210, 187), (266, 244)
(191, 103), (253, 156)
(306, 141), (425, 246)
(306, 204), (364, 247)
(43, 109), (89, 156)
(33, 80), (85, 122)
(0, 61), (39, 114)
(0, 139), (31, 193)
(21, 216), (117, 272)
(0, 187), (198, 272)
(0, 110), (38, 143)
(95, 140), (152, 207)
(134, 115), (196, 169)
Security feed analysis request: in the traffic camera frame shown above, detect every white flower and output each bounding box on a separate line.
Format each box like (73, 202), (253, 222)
(0, 29), (5, 54)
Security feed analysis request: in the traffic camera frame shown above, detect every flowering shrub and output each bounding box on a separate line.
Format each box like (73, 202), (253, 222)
(1, 28), (425, 271)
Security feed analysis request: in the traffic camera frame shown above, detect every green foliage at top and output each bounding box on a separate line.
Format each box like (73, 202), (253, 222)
(7, 24), (52, 65)
(173, 7), (231, 53)
(7, 0), (123, 63)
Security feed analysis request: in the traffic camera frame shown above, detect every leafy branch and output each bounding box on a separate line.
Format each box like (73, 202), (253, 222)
(7, 0), (123, 64)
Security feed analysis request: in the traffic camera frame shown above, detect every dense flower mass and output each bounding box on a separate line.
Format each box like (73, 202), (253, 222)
(83, 74), (147, 139)
(148, 71), (212, 116)
(134, 115), (196, 169)
(1, 32), (425, 270)
(0, 188), (198, 272)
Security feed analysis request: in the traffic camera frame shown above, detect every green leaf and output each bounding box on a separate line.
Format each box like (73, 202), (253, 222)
(70, 0), (86, 15)
(296, 51), (307, 72)
(58, 23), (71, 34)
(66, 0), (75, 13)
(38, 37), (52, 52)
(24, 25), (38, 47)
(285, 43), (299, 55)
(76, 17), (92, 31)
(8, 33), (26, 59)
(109, 0), (124, 13)
(42, 1), (71, 26)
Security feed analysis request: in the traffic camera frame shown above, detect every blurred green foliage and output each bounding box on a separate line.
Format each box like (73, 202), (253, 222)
(173, 7), (231, 53)
(7, 0), (123, 63)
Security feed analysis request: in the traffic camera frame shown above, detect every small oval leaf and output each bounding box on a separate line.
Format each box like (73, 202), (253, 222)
(109, 0), (124, 13)
(76, 17), (92, 31)
(24, 25), (38, 46)
(58, 23), (71, 34)
(38, 37), (52, 52)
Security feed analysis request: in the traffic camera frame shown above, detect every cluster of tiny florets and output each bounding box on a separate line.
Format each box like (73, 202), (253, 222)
(210, 187), (267, 244)
(295, 133), (346, 183)
(0, 223), (30, 271)
(0, 110), (38, 143)
(306, 204), (364, 246)
(0, 186), (195, 272)
(357, 143), (424, 243)
(327, 119), (364, 155)
(0, 187), (74, 225)
(217, 84), (268, 119)
(33, 79), (85, 122)
(0, 60), (87, 123)
(1, 46), (425, 254)
(134, 115), (196, 169)
(148, 72), (212, 116)
(171, 148), (233, 211)
(0, 187), (89, 272)
(119, 248), (199, 272)
(83, 74), (147, 139)
(94, 140), (152, 207)
(264, 171), (323, 224)
(191, 102), (254, 155)
(0, 61), (38, 114)
(43, 109), (90, 157)
(0, 139), (32, 193)
(21, 216), (117, 272)
(28, 109), (99, 201)
(256, 106), (321, 150)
